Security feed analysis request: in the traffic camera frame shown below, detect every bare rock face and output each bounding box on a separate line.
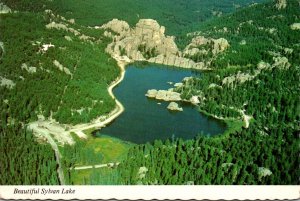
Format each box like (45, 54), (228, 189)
(167, 102), (183, 111)
(275, 0), (287, 10)
(183, 35), (229, 68)
(101, 19), (130, 35)
(105, 19), (178, 59)
(184, 36), (229, 56)
(102, 19), (210, 70)
(212, 38), (230, 55)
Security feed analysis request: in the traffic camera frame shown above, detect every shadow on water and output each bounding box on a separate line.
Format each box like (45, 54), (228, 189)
(94, 64), (226, 144)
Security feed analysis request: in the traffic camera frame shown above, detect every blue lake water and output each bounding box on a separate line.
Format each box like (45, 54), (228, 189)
(94, 64), (226, 144)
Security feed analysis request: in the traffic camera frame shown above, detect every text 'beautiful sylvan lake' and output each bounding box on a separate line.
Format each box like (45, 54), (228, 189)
(94, 64), (226, 144)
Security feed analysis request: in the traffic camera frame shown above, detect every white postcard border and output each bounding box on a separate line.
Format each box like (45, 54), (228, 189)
(0, 186), (299, 200)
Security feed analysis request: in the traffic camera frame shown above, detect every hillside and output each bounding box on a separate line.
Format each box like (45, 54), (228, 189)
(0, 2), (120, 184)
(2, 0), (268, 36)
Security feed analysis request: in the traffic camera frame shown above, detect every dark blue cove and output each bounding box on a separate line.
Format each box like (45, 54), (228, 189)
(94, 64), (226, 144)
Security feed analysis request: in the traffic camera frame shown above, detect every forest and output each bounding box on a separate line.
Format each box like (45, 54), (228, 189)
(116, 0), (300, 185)
(0, 0), (299, 185)
(0, 124), (59, 185)
(2, 0), (267, 36)
(0, 1), (119, 184)
(119, 65), (299, 185)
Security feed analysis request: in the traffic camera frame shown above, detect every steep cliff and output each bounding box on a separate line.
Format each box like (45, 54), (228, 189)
(101, 19), (229, 70)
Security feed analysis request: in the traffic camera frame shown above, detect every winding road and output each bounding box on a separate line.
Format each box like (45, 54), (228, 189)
(29, 56), (129, 184)
(32, 128), (65, 185)
(71, 162), (120, 170)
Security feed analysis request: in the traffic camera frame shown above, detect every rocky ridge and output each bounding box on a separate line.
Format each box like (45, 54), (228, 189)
(222, 57), (291, 86)
(101, 19), (229, 70)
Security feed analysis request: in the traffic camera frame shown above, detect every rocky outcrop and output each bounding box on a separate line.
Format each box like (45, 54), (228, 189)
(258, 167), (272, 178)
(272, 56), (290, 69)
(174, 82), (183, 87)
(145, 89), (181, 101)
(0, 76), (15, 89)
(167, 102), (183, 111)
(64, 36), (72, 41)
(0, 3), (11, 14)
(182, 35), (229, 68)
(21, 63), (37, 73)
(212, 38), (230, 55)
(222, 57), (290, 86)
(0, 41), (4, 58)
(275, 0), (287, 10)
(102, 19), (214, 70)
(40, 43), (55, 53)
(222, 72), (256, 85)
(46, 20), (94, 42)
(101, 19), (130, 35)
(53, 60), (73, 77)
(189, 96), (200, 105)
(137, 166), (148, 179)
(290, 23), (300, 30)
(257, 61), (271, 70)
(183, 36), (229, 56)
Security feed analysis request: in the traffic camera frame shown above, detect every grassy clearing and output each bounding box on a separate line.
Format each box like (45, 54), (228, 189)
(82, 128), (133, 163)
(61, 128), (133, 184)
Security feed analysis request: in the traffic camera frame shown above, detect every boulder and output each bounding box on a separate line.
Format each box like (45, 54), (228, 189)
(174, 82), (183, 87)
(189, 96), (200, 105)
(167, 102), (183, 111)
(145, 89), (158, 98)
(146, 89), (181, 101)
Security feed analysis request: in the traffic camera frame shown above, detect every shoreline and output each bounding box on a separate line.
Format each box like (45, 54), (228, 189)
(29, 55), (128, 145)
(67, 55), (127, 134)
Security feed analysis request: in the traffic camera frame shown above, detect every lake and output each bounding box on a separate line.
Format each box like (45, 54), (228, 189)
(94, 64), (226, 144)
